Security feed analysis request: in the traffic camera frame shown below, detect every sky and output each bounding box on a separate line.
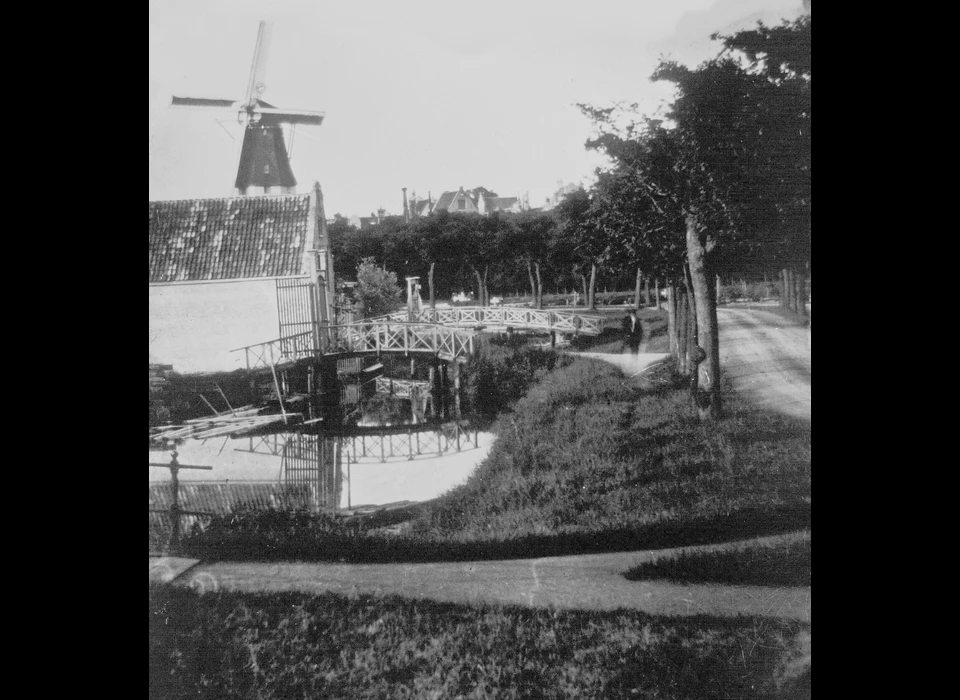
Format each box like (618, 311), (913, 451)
(149, 0), (804, 219)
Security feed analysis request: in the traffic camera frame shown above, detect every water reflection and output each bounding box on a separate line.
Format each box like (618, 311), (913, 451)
(149, 354), (492, 514)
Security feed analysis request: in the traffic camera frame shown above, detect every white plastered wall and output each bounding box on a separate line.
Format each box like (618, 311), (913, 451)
(149, 279), (280, 373)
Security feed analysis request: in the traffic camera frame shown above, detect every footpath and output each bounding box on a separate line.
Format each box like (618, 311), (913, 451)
(151, 530), (810, 622)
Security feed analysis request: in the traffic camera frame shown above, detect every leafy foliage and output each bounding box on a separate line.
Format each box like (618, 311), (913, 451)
(460, 344), (573, 424)
(354, 257), (403, 318)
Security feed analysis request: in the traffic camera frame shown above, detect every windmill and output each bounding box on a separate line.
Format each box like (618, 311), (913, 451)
(171, 21), (324, 196)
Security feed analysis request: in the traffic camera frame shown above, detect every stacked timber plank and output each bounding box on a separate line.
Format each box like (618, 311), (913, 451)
(149, 363), (174, 392)
(149, 405), (302, 444)
(150, 364), (175, 426)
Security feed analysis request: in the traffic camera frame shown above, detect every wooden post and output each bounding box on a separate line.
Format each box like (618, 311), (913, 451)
(148, 452), (212, 555)
(268, 344), (288, 424)
(169, 451), (180, 554)
(215, 384), (235, 414)
(452, 361), (461, 419)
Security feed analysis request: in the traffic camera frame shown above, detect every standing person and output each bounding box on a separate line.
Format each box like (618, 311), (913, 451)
(621, 308), (643, 354)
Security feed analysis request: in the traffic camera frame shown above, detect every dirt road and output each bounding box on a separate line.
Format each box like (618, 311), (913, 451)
(717, 305), (811, 421)
(166, 531), (810, 621)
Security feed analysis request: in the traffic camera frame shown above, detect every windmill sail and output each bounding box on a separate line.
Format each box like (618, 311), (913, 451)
(171, 97), (237, 109)
(169, 21), (324, 195)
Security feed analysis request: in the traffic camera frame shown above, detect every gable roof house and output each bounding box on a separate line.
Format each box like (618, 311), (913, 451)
(422, 186), (527, 216)
(149, 183), (336, 373)
(432, 187), (480, 214)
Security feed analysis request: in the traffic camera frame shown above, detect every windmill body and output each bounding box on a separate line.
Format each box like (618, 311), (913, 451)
(170, 22), (324, 196)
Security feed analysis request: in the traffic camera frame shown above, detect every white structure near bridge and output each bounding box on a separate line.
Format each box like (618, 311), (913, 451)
(149, 184), (335, 373)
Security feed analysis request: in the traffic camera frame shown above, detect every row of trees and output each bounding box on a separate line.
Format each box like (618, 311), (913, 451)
(330, 14), (810, 420)
(328, 201), (637, 312)
(576, 15), (810, 418)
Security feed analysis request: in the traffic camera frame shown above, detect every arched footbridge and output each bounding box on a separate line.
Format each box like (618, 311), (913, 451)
(234, 307), (604, 371)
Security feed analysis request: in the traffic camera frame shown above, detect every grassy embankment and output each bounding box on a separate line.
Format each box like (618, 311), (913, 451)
(150, 584), (811, 700)
(181, 307), (810, 563)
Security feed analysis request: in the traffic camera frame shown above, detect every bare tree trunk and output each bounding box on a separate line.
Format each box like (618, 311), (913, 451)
(429, 262), (436, 309)
(780, 269), (789, 308)
(655, 278), (662, 311)
(580, 274), (588, 308)
(535, 262), (543, 309)
(634, 268), (642, 310)
(716, 275), (722, 305)
(684, 262), (701, 401)
(676, 283), (688, 376)
(482, 266), (489, 307)
(474, 269), (483, 306)
(792, 268), (800, 313)
(667, 280), (677, 360)
(686, 213), (721, 419)
(588, 263), (597, 310)
(527, 260), (537, 306)
(794, 267), (807, 319)
(644, 275), (651, 307)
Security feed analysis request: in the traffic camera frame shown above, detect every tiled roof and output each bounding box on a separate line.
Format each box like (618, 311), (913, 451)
(432, 191), (457, 211)
(469, 187), (498, 204)
(149, 194), (313, 282)
(414, 200), (432, 215)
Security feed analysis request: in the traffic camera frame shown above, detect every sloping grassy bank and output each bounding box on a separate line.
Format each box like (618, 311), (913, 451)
(625, 531), (811, 587)
(183, 356), (810, 563)
(150, 584), (810, 700)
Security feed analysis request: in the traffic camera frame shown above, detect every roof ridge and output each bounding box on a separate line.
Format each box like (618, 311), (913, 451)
(149, 193), (310, 206)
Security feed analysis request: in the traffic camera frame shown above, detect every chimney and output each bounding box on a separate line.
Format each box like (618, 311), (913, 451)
(402, 187), (410, 223)
(428, 191), (433, 212)
(377, 207), (385, 223)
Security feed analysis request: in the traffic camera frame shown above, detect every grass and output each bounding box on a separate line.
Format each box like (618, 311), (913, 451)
(569, 307), (670, 354)
(625, 532), (811, 588)
(181, 355), (810, 563)
(150, 584), (811, 700)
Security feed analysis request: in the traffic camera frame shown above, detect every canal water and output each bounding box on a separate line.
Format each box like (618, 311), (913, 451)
(148, 427), (494, 509)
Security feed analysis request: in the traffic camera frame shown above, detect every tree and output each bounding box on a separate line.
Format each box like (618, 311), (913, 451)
(355, 257), (403, 319)
(511, 212), (555, 308)
(579, 14), (810, 419)
(713, 16), (811, 318)
(554, 188), (605, 309)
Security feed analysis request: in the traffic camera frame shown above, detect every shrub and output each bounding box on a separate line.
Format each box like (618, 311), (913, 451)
(355, 257), (403, 318)
(460, 345), (573, 423)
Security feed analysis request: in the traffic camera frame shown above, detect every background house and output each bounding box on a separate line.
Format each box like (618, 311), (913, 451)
(431, 187), (480, 214)
(418, 186), (527, 216)
(149, 183), (335, 373)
